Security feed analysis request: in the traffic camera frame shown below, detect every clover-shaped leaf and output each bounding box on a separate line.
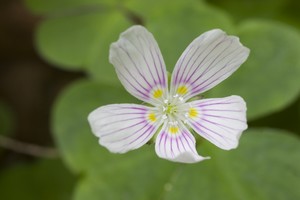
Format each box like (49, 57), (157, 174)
(53, 80), (300, 200)
(210, 20), (300, 119)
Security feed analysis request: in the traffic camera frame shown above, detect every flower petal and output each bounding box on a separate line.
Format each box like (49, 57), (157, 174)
(183, 95), (247, 150)
(170, 29), (249, 101)
(155, 121), (209, 163)
(110, 25), (168, 105)
(88, 104), (163, 153)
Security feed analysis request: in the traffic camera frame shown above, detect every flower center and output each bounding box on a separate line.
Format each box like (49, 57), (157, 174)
(165, 103), (177, 115)
(160, 94), (185, 122)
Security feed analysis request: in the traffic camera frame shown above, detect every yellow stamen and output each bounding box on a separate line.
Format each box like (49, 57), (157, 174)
(189, 108), (198, 118)
(177, 85), (188, 95)
(169, 126), (179, 134)
(153, 89), (163, 98)
(148, 113), (156, 122)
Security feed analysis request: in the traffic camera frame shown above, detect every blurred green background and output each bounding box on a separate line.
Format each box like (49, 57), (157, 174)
(0, 0), (299, 199)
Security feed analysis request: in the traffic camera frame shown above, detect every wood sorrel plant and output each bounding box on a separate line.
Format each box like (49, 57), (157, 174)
(88, 25), (249, 163)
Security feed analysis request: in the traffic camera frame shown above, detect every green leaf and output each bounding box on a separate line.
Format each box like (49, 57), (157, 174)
(298, 100), (300, 133)
(85, 14), (131, 85)
(209, 20), (300, 120)
(125, 0), (204, 21)
(163, 128), (300, 200)
(52, 81), (300, 199)
(0, 159), (76, 200)
(70, 128), (300, 200)
(125, 1), (234, 71)
(36, 10), (130, 73)
(74, 147), (176, 200)
(52, 79), (137, 172)
(25, 0), (117, 15)
(206, 0), (288, 22)
(87, 1), (234, 84)
(207, 0), (300, 30)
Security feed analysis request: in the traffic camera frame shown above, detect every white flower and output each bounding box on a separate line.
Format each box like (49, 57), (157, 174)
(88, 25), (249, 163)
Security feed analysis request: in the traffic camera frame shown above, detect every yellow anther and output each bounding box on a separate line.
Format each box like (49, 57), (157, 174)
(189, 108), (198, 118)
(153, 89), (163, 98)
(169, 126), (179, 134)
(148, 113), (156, 122)
(177, 85), (188, 95)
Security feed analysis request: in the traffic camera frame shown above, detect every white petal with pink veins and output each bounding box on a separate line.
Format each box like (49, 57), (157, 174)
(88, 104), (163, 153)
(110, 25), (168, 106)
(155, 122), (209, 163)
(170, 29), (249, 101)
(184, 95), (247, 150)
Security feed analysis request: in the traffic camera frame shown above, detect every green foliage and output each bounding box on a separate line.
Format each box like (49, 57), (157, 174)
(163, 128), (300, 200)
(209, 20), (300, 119)
(28, 0), (300, 119)
(206, 0), (288, 21)
(206, 0), (300, 39)
(0, 159), (76, 200)
(25, 0), (117, 14)
(85, 13), (131, 84)
(52, 79), (138, 172)
(146, 3), (235, 71)
(36, 10), (130, 75)
(23, 0), (300, 199)
(125, 0), (204, 19)
(122, 0), (235, 71)
(53, 80), (300, 200)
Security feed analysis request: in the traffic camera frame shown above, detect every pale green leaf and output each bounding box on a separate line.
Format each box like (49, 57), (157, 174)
(70, 128), (300, 200)
(25, 0), (117, 14)
(52, 83), (300, 199)
(52, 79), (137, 172)
(143, 3), (235, 71)
(163, 128), (300, 200)
(209, 20), (300, 120)
(36, 10), (129, 72)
